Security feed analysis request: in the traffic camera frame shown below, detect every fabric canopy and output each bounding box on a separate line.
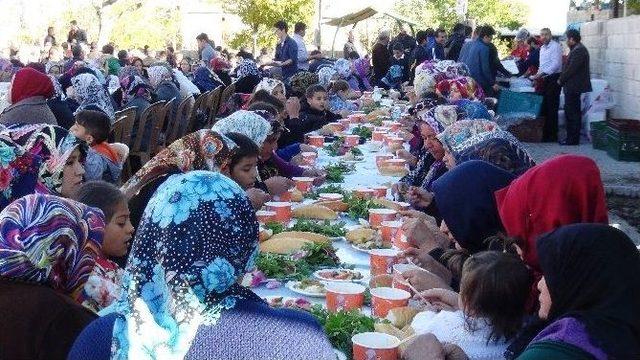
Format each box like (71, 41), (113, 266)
(324, 6), (419, 27)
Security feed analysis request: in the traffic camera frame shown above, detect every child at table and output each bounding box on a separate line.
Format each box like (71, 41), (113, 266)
(70, 110), (128, 184)
(297, 84), (342, 136)
(222, 132), (260, 190)
(410, 251), (532, 359)
(73, 181), (134, 312)
(328, 80), (358, 113)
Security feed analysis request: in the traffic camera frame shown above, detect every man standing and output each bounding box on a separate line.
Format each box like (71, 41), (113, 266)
(266, 20), (298, 81)
(410, 31), (429, 68)
(196, 33), (217, 67)
(426, 28), (446, 61)
(371, 30), (391, 86)
(530, 28), (563, 142)
(44, 27), (57, 47)
(67, 20), (87, 44)
(462, 26), (498, 96)
(343, 31), (359, 59)
(446, 23), (466, 61)
(292, 22), (322, 72)
(390, 25), (416, 56)
(558, 29), (591, 145)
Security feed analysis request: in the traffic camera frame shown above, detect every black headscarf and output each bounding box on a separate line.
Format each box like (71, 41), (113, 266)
(537, 223), (640, 358)
(432, 160), (516, 253)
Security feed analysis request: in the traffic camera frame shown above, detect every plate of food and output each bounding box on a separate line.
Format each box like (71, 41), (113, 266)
(262, 296), (312, 311)
(286, 279), (327, 297)
(314, 268), (365, 282)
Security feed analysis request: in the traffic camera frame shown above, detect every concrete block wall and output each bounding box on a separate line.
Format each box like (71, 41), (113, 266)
(582, 15), (640, 120)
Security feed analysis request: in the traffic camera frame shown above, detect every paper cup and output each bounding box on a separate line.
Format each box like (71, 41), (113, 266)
(292, 177), (315, 192)
(368, 209), (398, 229)
(255, 210), (276, 224)
(339, 118), (352, 128)
(265, 202), (292, 223)
(275, 190), (292, 202)
(354, 188), (376, 200)
(395, 202), (411, 211)
(375, 154), (394, 168)
(389, 122), (402, 132)
(307, 135), (325, 147)
(372, 186), (388, 198)
(352, 332), (400, 360)
(344, 134), (360, 147)
(387, 137), (405, 151)
(372, 130), (388, 142)
(381, 159), (407, 172)
(319, 193), (344, 201)
(327, 122), (345, 132)
(325, 282), (366, 312)
(380, 220), (402, 244)
(391, 227), (412, 250)
(301, 152), (317, 166)
(370, 287), (411, 318)
(369, 248), (400, 276)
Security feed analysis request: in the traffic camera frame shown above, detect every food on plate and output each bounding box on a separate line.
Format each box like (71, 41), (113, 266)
(386, 306), (420, 328)
(264, 296), (312, 311)
(259, 228), (273, 242)
(345, 228), (377, 244)
(290, 219), (347, 237)
(316, 269), (364, 281)
(290, 188), (304, 202)
(378, 164), (409, 177)
(270, 231), (330, 244)
(292, 279), (327, 295)
(316, 200), (349, 212)
(259, 237), (313, 254)
(292, 204), (338, 220)
(371, 198), (409, 211)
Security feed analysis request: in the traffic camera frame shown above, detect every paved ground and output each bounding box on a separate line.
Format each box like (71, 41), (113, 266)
(522, 142), (640, 245)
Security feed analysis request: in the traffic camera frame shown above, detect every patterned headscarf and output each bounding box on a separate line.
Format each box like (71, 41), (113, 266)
(381, 65), (404, 89)
(0, 132), (43, 211)
(414, 70), (437, 99)
(416, 60), (469, 83)
(352, 57), (372, 91)
(333, 58), (352, 79)
(49, 74), (66, 100)
(121, 129), (235, 199)
(418, 105), (463, 134)
(106, 171), (261, 359)
(147, 65), (172, 89)
(254, 78), (285, 97)
(436, 77), (484, 101)
(289, 71), (319, 96)
(235, 60), (260, 80)
(118, 65), (142, 82)
(212, 110), (272, 147)
(0, 194), (105, 300)
(71, 73), (116, 120)
(437, 119), (501, 153)
(193, 66), (221, 92)
(4, 124), (86, 196)
(318, 66), (337, 88)
(120, 75), (152, 107)
(453, 99), (492, 120)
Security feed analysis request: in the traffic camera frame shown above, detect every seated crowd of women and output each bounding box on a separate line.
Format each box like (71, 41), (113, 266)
(0, 49), (638, 360)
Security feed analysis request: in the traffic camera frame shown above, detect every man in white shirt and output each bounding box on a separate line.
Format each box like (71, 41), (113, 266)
(530, 28), (563, 142)
(293, 22), (322, 71)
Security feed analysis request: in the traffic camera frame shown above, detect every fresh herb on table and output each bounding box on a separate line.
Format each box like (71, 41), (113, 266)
(351, 126), (372, 140)
(344, 194), (385, 220)
(350, 147), (363, 158)
(306, 184), (348, 200)
(324, 162), (355, 183)
(256, 242), (340, 281)
(301, 242), (340, 267)
(264, 221), (285, 234)
(370, 117), (383, 127)
(324, 137), (345, 157)
(310, 306), (376, 359)
(290, 219), (347, 237)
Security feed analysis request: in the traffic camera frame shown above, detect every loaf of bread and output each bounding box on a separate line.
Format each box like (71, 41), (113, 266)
(270, 231), (330, 243)
(259, 237), (313, 254)
(292, 204), (338, 220)
(315, 200), (349, 212)
(345, 228), (377, 244)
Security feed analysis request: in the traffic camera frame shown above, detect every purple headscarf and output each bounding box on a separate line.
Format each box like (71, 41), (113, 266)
(352, 57), (372, 91)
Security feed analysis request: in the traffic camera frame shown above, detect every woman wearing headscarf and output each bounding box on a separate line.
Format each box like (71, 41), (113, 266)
(0, 67), (57, 126)
(380, 64), (405, 91)
(210, 57), (232, 86)
(333, 58), (359, 91)
(234, 59), (262, 94)
(317, 66), (337, 88)
(495, 155), (609, 287)
(438, 119), (535, 176)
(68, 171), (336, 360)
(289, 71), (319, 98)
(0, 194), (104, 359)
(147, 64), (181, 118)
(47, 74), (76, 129)
(192, 66), (223, 93)
(509, 224), (640, 359)
(254, 78), (287, 104)
(394, 105), (461, 217)
(352, 57), (373, 92)
(1, 124), (86, 206)
(173, 67), (201, 98)
(71, 73), (116, 122)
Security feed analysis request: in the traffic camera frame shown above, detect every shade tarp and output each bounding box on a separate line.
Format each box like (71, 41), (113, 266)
(324, 6), (420, 27)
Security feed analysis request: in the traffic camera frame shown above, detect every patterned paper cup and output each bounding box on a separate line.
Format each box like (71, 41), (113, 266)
(292, 177), (315, 192)
(327, 122), (345, 132)
(391, 263), (423, 293)
(307, 135), (325, 147)
(394, 202), (411, 211)
(380, 220), (402, 244)
(389, 122), (402, 132)
(370, 287), (411, 318)
(265, 202), (292, 223)
(301, 152), (317, 166)
(375, 154), (394, 168)
(372, 130), (388, 142)
(368, 209), (398, 229)
(387, 137), (405, 151)
(372, 186), (388, 198)
(255, 210), (276, 224)
(344, 134), (360, 147)
(339, 118), (352, 128)
(391, 227), (412, 250)
(354, 188), (376, 200)
(325, 282), (366, 312)
(319, 193), (344, 201)
(369, 248), (400, 276)
(352, 332), (400, 360)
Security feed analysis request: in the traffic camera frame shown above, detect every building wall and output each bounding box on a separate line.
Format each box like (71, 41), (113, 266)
(581, 15), (640, 120)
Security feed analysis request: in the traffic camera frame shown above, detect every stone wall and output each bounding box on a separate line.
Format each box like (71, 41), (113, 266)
(581, 16), (640, 120)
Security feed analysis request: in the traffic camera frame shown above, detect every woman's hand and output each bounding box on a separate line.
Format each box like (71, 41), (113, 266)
(401, 248), (452, 284)
(401, 217), (449, 252)
(396, 149), (417, 167)
(264, 176), (294, 196)
(290, 154), (305, 166)
(400, 333), (445, 360)
(406, 186), (433, 208)
(245, 188), (271, 210)
(302, 168), (326, 186)
(402, 269), (451, 293)
(399, 210), (436, 226)
(412, 288), (460, 312)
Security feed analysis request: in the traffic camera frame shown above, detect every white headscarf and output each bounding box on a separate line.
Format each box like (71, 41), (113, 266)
(211, 110), (272, 147)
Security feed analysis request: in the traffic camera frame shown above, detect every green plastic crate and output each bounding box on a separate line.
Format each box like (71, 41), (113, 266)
(590, 121), (608, 150)
(606, 128), (640, 162)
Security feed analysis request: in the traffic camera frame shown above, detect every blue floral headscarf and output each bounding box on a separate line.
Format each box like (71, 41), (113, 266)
(105, 171), (261, 359)
(381, 65), (404, 89)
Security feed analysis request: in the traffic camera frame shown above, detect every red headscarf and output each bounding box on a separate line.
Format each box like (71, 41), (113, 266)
(495, 154), (609, 275)
(210, 57), (231, 72)
(10, 67), (54, 104)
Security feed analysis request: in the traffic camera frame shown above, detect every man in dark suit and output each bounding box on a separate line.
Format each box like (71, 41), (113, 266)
(558, 29), (592, 145)
(67, 20), (87, 44)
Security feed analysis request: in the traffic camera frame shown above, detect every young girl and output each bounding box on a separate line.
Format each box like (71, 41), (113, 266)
(223, 132), (260, 190)
(328, 79), (358, 113)
(73, 181), (135, 313)
(410, 251), (532, 359)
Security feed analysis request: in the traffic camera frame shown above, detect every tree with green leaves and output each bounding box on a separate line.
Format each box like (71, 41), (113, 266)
(223, 0), (315, 54)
